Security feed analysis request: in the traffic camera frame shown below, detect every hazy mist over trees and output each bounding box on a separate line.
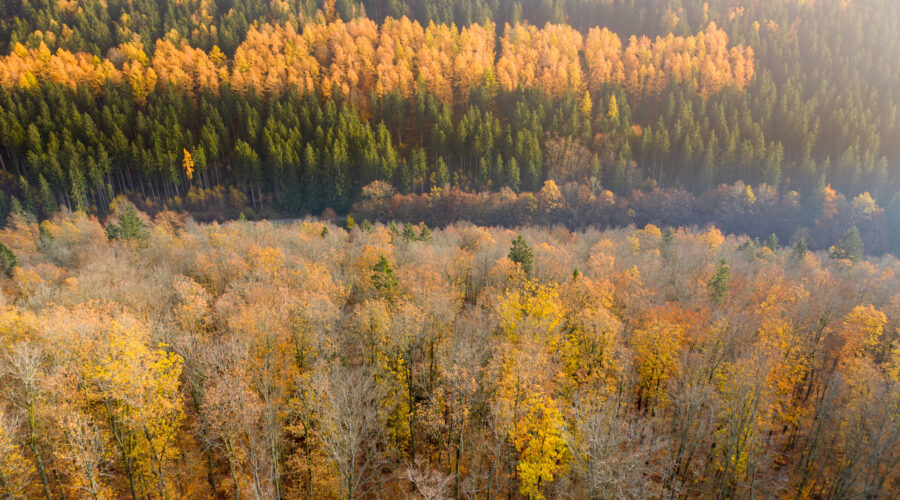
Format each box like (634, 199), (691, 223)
(0, 1), (899, 498)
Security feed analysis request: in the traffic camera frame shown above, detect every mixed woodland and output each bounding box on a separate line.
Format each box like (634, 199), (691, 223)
(0, 2), (899, 498)
(0, 0), (897, 254)
(0, 209), (897, 498)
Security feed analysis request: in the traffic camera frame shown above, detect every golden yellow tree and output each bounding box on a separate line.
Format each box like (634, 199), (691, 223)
(152, 37), (226, 96)
(375, 16), (424, 98)
(585, 27), (625, 92)
(231, 23), (319, 96)
(512, 394), (568, 499)
(453, 22), (495, 101)
(631, 307), (688, 409)
(84, 323), (185, 499)
(416, 22), (458, 104)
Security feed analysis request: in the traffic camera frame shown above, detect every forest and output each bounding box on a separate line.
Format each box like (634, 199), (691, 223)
(0, 1), (898, 498)
(0, 207), (897, 498)
(0, 0), (897, 256)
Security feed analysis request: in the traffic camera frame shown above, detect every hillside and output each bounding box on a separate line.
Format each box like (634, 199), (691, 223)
(0, 0), (898, 256)
(0, 210), (897, 497)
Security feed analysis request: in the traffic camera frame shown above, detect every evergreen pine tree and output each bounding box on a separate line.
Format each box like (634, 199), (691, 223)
(506, 157), (520, 193)
(793, 237), (808, 259)
(371, 254), (399, 300)
(765, 234), (779, 252)
(708, 258), (730, 304)
(0, 241), (17, 277)
(69, 166), (88, 212)
(10, 197), (25, 219)
(830, 226), (864, 262)
(477, 156), (490, 188)
(662, 227), (676, 260)
(106, 203), (148, 247)
(18, 176), (36, 215)
(435, 157), (449, 188)
(402, 222), (417, 241)
(37, 175), (57, 218)
(419, 224), (433, 242)
(508, 234), (534, 276)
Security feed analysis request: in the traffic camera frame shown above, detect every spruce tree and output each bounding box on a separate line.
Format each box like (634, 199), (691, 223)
(106, 203), (149, 247)
(0, 242), (17, 277)
(18, 176), (36, 215)
(402, 222), (418, 241)
(419, 223), (433, 242)
(506, 157), (520, 193)
(435, 157), (449, 188)
(662, 227), (676, 260)
(793, 237), (808, 259)
(37, 175), (57, 218)
(371, 254), (399, 300)
(830, 226), (864, 262)
(708, 259), (730, 304)
(508, 234), (534, 276)
(765, 234), (779, 252)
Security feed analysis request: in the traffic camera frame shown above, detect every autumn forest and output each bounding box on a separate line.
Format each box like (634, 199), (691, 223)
(0, 0), (899, 499)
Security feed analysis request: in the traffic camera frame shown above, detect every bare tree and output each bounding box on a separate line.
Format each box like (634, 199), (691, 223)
(2, 342), (54, 500)
(311, 363), (386, 499)
(57, 411), (111, 500)
(402, 458), (453, 500)
(202, 336), (276, 500)
(664, 355), (720, 499)
(0, 407), (33, 497)
(564, 396), (666, 499)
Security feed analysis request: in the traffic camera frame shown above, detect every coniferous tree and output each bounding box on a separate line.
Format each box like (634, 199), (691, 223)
(402, 222), (417, 241)
(765, 234), (779, 252)
(419, 224), (432, 242)
(506, 157), (521, 193)
(830, 226), (864, 262)
(18, 176), (36, 215)
(106, 203), (149, 247)
(371, 254), (399, 300)
(508, 234), (534, 276)
(0, 241), (17, 277)
(37, 175), (57, 218)
(793, 237), (808, 259)
(708, 258), (730, 304)
(661, 226), (676, 261)
(434, 157), (449, 188)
